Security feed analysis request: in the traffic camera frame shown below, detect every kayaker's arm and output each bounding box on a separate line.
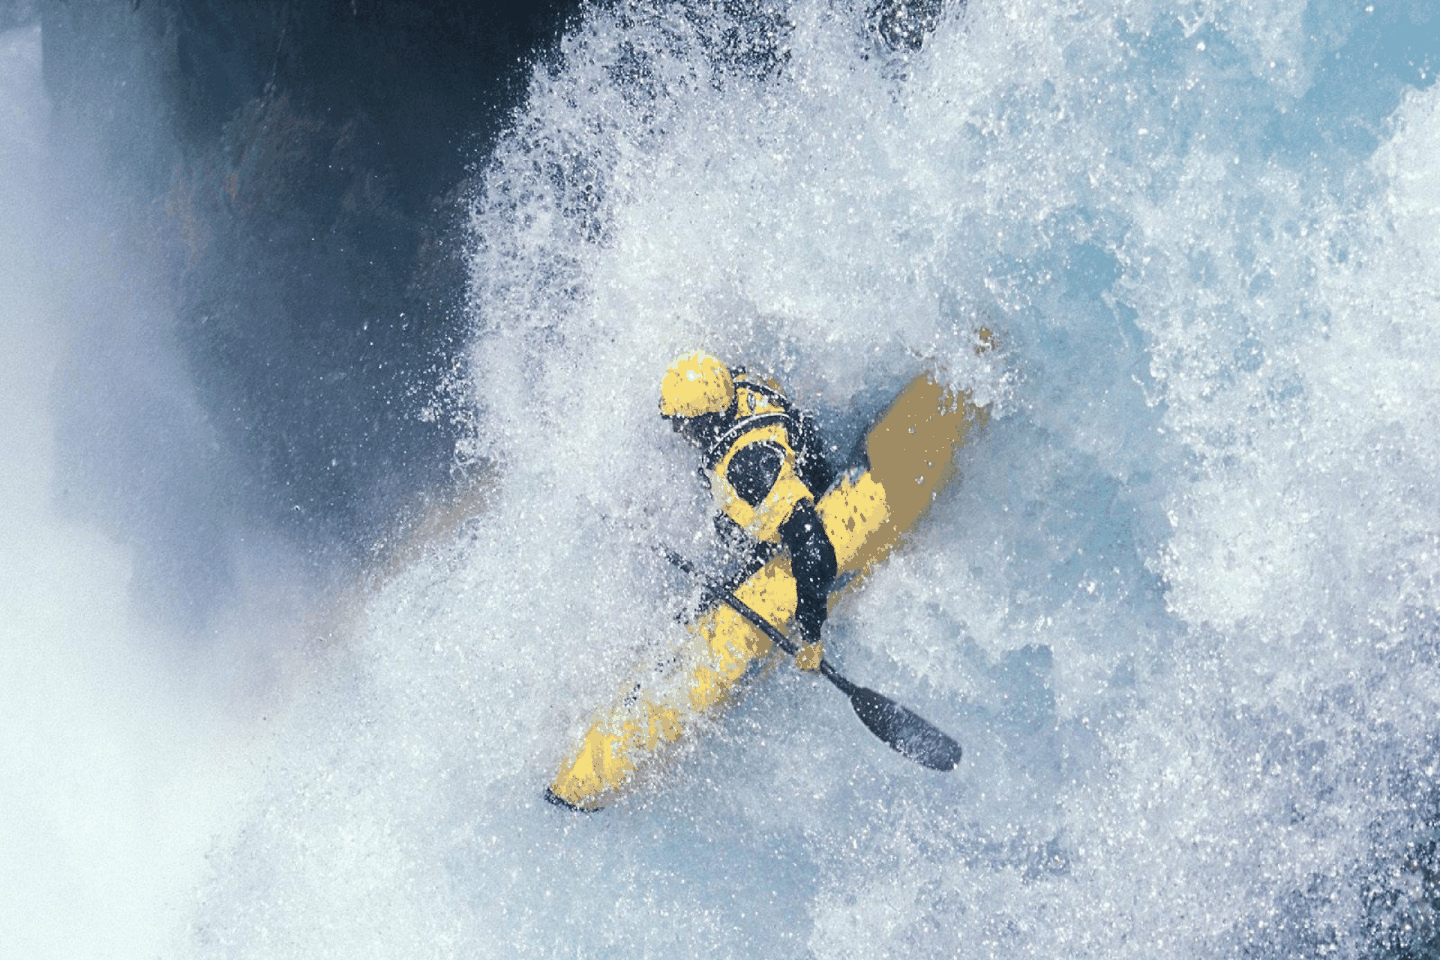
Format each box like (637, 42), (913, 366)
(778, 499), (837, 668)
(722, 441), (838, 668)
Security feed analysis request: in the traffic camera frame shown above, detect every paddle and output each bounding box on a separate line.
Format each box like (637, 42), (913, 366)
(664, 549), (963, 772)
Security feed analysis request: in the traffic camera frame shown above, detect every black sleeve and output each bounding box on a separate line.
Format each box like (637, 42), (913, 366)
(725, 440), (785, 506)
(779, 499), (838, 645)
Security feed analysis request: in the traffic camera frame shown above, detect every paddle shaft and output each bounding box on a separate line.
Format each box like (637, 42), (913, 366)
(663, 548), (857, 692)
(715, 583), (859, 697)
(663, 548), (962, 771)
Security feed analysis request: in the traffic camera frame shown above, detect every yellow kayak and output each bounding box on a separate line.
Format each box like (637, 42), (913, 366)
(546, 367), (989, 810)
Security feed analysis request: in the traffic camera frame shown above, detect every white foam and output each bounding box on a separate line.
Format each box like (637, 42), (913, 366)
(177, 2), (1440, 958)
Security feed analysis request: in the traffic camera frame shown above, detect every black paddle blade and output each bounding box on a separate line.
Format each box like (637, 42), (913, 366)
(850, 686), (963, 771)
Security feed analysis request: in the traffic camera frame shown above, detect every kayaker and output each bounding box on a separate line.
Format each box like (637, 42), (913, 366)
(659, 352), (838, 670)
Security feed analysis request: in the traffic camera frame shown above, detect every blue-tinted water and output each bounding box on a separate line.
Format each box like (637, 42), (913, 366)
(6, 0), (1440, 956)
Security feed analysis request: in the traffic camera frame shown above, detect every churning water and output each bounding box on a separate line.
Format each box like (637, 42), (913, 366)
(7, 0), (1440, 956)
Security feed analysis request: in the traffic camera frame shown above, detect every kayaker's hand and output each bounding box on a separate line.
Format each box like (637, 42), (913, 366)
(793, 623), (824, 671)
(795, 640), (824, 671)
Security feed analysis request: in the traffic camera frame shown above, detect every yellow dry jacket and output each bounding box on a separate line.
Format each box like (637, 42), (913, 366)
(703, 374), (815, 543)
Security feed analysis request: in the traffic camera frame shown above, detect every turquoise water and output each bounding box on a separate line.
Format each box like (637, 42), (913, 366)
(7, 0), (1440, 956)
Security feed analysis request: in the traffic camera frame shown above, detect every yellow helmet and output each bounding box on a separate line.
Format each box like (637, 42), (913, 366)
(659, 352), (734, 418)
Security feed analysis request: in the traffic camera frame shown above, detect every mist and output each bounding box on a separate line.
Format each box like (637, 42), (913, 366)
(2, 2), (576, 954)
(0, 19), (312, 958)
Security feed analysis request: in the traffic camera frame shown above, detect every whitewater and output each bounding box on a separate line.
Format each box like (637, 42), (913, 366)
(5, 0), (1440, 957)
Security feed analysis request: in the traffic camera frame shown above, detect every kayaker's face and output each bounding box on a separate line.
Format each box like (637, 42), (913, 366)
(666, 407), (730, 450)
(671, 416), (702, 447)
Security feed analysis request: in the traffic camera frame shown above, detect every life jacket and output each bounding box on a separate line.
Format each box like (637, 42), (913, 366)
(703, 372), (816, 543)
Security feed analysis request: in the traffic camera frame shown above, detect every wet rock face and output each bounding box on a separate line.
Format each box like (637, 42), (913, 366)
(31, 0), (944, 560)
(38, 0), (582, 552)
